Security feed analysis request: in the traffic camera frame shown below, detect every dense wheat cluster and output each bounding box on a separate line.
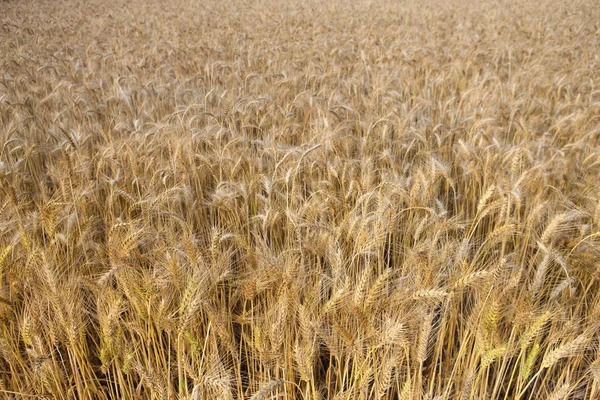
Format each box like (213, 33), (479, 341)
(1, 0), (600, 398)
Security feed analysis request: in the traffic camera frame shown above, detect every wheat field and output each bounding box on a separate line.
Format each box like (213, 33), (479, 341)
(1, 0), (600, 398)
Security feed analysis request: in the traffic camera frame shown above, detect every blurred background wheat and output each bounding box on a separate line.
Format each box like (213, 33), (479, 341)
(1, 0), (600, 398)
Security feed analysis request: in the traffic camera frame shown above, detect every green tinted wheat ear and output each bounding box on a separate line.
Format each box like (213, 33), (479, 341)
(522, 342), (541, 381)
(481, 345), (508, 368)
(520, 311), (551, 350)
(0, 245), (11, 271)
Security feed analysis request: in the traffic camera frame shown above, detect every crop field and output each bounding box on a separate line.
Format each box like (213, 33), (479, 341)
(1, 0), (600, 398)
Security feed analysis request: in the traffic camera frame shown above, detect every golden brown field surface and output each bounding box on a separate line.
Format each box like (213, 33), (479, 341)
(1, 0), (600, 398)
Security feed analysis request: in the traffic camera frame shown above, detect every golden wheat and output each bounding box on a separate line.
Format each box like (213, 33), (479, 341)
(1, 0), (600, 398)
